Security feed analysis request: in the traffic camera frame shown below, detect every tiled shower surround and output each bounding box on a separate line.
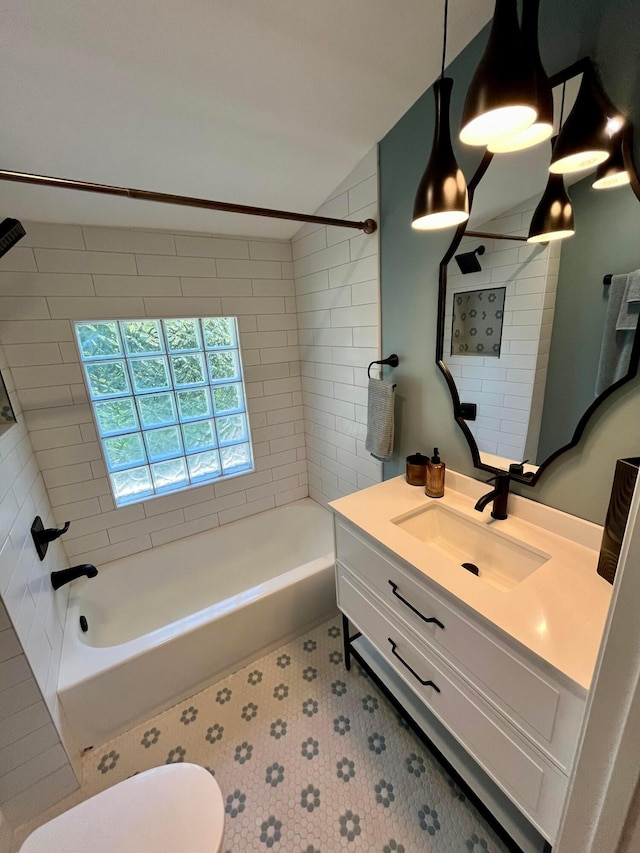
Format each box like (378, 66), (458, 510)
(0, 344), (77, 833)
(0, 149), (382, 841)
(15, 618), (509, 853)
(0, 224), (307, 566)
(444, 196), (559, 464)
(0, 149), (381, 566)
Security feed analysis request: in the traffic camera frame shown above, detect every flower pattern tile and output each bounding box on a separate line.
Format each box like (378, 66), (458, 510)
(140, 727), (160, 748)
(78, 618), (509, 852)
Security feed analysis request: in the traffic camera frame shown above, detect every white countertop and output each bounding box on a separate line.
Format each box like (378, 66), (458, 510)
(330, 472), (613, 692)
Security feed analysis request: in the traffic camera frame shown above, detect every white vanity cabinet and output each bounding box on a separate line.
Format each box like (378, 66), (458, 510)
(334, 516), (587, 846)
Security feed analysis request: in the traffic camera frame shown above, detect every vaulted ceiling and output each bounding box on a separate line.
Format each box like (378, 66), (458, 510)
(1, 1), (493, 237)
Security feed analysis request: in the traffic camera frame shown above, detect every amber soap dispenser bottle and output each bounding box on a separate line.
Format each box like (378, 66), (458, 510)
(425, 447), (445, 498)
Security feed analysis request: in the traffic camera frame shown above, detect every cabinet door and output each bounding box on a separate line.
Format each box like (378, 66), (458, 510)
(335, 519), (585, 772)
(337, 563), (568, 843)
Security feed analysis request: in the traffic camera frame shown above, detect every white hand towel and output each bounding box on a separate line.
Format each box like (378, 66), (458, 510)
(365, 378), (395, 461)
(616, 269), (640, 331)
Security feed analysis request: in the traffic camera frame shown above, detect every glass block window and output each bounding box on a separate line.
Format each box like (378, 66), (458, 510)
(75, 318), (254, 506)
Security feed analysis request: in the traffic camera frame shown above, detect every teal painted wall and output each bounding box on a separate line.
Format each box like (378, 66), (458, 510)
(379, 0), (640, 524)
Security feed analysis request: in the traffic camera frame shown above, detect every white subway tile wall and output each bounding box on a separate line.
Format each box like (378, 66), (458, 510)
(0, 345), (78, 833)
(0, 226), (307, 567)
(292, 147), (382, 503)
(443, 196), (557, 464)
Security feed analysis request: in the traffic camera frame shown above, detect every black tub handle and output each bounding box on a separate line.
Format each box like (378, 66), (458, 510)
(388, 581), (444, 629)
(388, 638), (440, 691)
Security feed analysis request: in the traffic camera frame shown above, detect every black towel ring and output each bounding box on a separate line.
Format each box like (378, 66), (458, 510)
(367, 353), (399, 379)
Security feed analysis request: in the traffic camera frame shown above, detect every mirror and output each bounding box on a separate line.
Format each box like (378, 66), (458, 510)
(437, 59), (640, 485)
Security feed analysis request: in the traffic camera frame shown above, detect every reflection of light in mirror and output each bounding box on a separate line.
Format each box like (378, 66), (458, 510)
(528, 228), (575, 243)
(606, 116), (625, 135)
(529, 170), (575, 243)
(549, 149), (609, 174)
(593, 132), (630, 189)
(460, 106), (537, 147)
(593, 169), (631, 189)
(488, 121), (553, 153)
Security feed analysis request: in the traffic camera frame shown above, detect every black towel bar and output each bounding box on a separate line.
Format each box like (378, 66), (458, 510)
(367, 353), (399, 379)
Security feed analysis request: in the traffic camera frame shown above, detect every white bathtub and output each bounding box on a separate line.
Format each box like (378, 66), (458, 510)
(58, 498), (336, 749)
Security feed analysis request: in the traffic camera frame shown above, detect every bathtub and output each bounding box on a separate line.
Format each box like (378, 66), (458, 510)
(58, 498), (336, 750)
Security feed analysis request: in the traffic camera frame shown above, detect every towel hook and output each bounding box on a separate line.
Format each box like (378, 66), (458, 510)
(367, 353), (399, 379)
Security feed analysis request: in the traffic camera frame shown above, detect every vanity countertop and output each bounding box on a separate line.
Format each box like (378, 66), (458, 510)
(330, 472), (613, 692)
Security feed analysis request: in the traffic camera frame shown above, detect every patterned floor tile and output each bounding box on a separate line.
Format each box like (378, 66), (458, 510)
(78, 616), (509, 852)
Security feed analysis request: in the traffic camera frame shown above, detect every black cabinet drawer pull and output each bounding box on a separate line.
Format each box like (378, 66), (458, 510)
(388, 580), (445, 629)
(388, 638), (440, 691)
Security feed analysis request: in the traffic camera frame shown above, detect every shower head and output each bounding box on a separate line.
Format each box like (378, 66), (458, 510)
(455, 244), (485, 275)
(0, 219), (26, 259)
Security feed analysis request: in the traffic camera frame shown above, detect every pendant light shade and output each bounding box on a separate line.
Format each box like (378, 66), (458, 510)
(549, 67), (610, 174)
(527, 171), (575, 243)
(592, 132), (630, 189)
(460, 0), (538, 147)
(487, 0), (553, 153)
(412, 77), (469, 230)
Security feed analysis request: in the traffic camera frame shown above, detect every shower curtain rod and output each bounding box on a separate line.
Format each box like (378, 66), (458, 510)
(0, 170), (378, 234)
(464, 229), (527, 242)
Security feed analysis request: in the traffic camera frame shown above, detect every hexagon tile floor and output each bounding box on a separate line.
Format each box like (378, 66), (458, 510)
(54, 617), (510, 852)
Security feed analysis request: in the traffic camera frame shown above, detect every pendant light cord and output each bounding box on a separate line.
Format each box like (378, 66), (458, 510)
(559, 81), (566, 128)
(441, 0), (449, 79)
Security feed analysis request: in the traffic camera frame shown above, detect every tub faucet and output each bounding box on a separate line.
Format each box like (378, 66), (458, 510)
(51, 564), (98, 590)
(474, 473), (511, 520)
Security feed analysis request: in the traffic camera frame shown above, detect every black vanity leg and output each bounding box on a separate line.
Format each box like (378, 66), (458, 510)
(342, 613), (351, 670)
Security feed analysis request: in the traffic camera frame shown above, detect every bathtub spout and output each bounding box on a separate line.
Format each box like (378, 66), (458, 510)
(51, 564), (98, 590)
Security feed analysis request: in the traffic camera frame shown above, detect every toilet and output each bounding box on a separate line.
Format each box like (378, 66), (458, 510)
(19, 764), (225, 853)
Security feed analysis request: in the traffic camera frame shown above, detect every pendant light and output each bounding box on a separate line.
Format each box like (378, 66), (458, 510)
(549, 65), (610, 174)
(412, 0), (469, 231)
(528, 135), (575, 243)
(487, 0), (553, 154)
(460, 0), (538, 148)
(592, 130), (630, 189)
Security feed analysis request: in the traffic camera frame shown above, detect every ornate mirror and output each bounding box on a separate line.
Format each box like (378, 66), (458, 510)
(437, 58), (640, 485)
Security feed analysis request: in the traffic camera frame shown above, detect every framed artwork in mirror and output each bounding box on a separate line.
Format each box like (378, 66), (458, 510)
(436, 57), (640, 486)
(0, 371), (17, 434)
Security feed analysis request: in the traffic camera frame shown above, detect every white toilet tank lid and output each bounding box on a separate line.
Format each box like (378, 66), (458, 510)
(20, 763), (224, 853)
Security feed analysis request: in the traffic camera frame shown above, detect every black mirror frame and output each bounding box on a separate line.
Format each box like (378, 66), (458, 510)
(436, 57), (640, 486)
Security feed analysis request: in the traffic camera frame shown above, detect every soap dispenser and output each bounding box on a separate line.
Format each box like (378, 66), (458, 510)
(425, 448), (445, 498)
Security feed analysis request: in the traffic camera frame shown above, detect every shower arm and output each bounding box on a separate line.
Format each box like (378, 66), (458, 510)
(0, 169), (377, 234)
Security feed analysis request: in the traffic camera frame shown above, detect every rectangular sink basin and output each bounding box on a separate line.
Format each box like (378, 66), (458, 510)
(391, 503), (550, 591)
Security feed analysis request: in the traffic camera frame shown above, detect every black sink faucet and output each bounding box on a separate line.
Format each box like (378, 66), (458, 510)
(474, 473), (511, 520)
(51, 564), (98, 590)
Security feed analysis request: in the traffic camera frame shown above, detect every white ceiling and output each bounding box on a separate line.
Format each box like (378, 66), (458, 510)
(0, 1), (494, 239)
